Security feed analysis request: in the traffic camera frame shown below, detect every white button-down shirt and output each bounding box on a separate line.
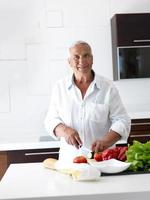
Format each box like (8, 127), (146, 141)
(44, 72), (131, 162)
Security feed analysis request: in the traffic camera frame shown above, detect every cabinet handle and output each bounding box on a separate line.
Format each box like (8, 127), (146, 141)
(133, 39), (150, 42)
(25, 152), (58, 156)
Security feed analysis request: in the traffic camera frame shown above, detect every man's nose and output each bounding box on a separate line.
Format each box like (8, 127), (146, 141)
(78, 57), (85, 63)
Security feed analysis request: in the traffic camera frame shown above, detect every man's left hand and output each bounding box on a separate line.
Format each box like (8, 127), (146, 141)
(91, 140), (109, 153)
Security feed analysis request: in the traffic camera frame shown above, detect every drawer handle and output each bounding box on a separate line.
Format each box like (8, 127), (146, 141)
(130, 134), (150, 138)
(133, 39), (150, 42)
(25, 152), (58, 156)
(132, 122), (150, 125)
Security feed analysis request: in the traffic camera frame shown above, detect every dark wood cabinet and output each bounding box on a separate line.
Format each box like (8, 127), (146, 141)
(111, 13), (150, 80)
(0, 148), (59, 180)
(111, 13), (150, 46)
(0, 152), (7, 181)
(128, 118), (150, 144)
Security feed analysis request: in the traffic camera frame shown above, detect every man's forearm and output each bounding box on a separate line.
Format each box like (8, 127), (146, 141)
(102, 129), (121, 146)
(54, 123), (82, 148)
(54, 123), (68, 138)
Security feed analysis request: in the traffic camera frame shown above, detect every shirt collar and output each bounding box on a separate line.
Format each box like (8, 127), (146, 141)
(67, 73), (75, 90)
(67, 70), (102, 90)
(93, 72), (102, 90)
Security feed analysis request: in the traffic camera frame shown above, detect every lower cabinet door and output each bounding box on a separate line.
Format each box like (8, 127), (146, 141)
(0, 152), (8, 180)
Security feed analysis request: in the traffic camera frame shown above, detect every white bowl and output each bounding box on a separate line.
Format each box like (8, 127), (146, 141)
(88, 159), (131, 174)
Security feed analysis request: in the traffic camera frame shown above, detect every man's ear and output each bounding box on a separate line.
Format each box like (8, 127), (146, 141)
(91, 55), (93, 65)
(68, 58), (71, 65)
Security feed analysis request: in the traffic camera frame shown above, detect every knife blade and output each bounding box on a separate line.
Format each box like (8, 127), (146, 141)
(79, 146), (94, 158)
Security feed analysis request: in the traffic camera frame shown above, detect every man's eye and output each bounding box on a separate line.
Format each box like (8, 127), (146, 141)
(84, 54), (90, 58)
(73, 56), (79, 59)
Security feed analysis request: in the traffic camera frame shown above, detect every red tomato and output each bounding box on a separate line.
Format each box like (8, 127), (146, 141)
(73, 156), (88, 163)
(102, 149), (114, 160)
(94, 152), (103, 162)
(101, 146), (128, 161)
(117, 146), (128, 161)
(111, 147), (120, 159)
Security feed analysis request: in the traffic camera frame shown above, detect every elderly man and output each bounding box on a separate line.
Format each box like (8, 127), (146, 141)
(45, 41), (131, 162)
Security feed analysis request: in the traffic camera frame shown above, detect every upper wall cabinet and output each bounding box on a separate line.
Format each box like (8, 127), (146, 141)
(111, 13), (150, 46)
(111, 13), (150, 80)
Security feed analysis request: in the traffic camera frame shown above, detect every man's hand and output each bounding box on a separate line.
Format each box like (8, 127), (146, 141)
(54, 123), (82, 149)
(64, 126), (82, 149)
(91, 130), (121, 152)
(91, 140), (109, 153)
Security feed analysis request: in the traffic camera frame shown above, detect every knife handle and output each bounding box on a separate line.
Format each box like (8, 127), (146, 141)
(87, 152), (95, 159)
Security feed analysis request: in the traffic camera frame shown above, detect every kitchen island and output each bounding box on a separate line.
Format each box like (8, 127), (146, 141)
(0, 162), (150, 200)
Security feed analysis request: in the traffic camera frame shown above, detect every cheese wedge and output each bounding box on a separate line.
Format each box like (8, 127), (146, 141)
(43, 158), (57, 170)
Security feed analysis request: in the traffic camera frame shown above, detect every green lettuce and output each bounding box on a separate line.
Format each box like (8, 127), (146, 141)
(126, 140), (150, 172)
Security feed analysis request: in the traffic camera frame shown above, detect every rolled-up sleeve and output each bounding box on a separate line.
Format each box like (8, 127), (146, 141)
(44, 86), (63, 140)
(109, 85), (131, 141)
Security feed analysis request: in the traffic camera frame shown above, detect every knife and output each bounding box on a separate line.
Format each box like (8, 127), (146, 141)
(79, 146), (94, 159)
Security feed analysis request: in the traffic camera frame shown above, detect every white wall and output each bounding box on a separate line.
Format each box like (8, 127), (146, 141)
(0, 0), (150, 143)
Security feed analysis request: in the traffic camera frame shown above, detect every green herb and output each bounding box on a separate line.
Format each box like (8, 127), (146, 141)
(126, 140), (150, 172)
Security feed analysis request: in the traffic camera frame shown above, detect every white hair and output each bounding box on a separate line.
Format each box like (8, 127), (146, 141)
(67, 40), (93, 59)
(69, 40), (92, 51)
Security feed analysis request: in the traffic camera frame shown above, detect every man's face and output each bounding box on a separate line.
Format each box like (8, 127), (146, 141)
(68, 44), (93, 75)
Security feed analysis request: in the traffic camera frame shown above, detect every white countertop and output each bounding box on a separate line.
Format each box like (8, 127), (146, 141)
(0, 139), (126, 152)
(0, 141), (60, 151)
(0, 162), (150, 200)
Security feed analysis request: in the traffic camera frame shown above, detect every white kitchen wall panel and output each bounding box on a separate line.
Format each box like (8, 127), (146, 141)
(46, 0), (110, 27)
(48, 59), (70, 94)
(0, 42), (26, 60)
(48, 45), (68, 60)
(47, 11), (63, 28)
(110, 0), (150, 16)
(0, 60), (48, 140)
(0, 0), (45, 60)
(62, 1), (110, 27)
(0, 82), (10, 113)
(27, 44), (50, 95)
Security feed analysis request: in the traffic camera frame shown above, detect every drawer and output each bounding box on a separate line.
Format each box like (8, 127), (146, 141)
(128, 134), (150, 144)
(128, 118), (150, 144)
(7, 148), (59, 164)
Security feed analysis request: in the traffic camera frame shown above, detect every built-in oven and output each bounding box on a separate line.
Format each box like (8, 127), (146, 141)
(117, 46), (150, 79)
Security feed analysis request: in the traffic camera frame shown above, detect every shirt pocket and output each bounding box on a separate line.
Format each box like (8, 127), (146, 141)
(88, 103), (108, 123)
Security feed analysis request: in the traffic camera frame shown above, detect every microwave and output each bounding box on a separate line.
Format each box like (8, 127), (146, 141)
(117, 46), (150, 80)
